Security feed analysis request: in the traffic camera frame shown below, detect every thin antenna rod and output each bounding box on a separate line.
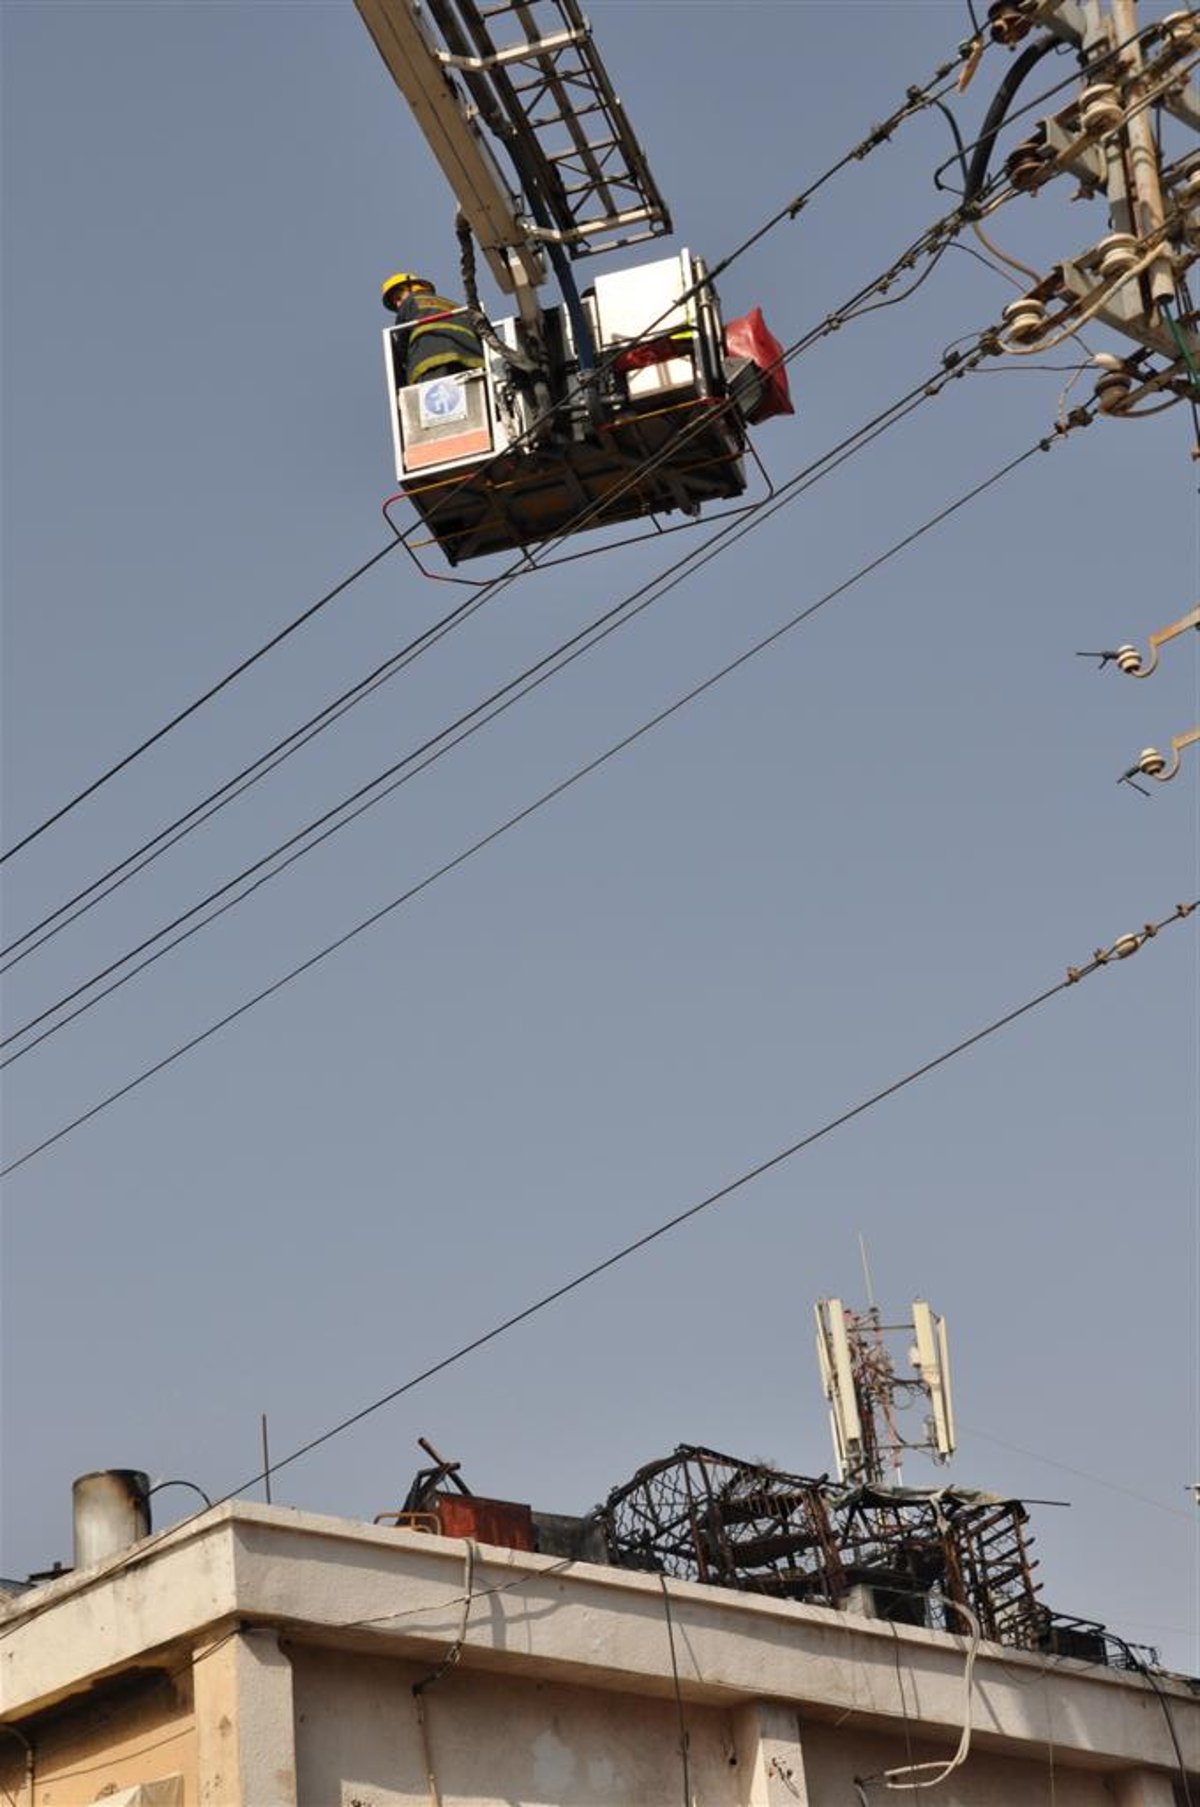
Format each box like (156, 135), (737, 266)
(261, 1413), (273, 1504)
(857, 1231), (877, 1311)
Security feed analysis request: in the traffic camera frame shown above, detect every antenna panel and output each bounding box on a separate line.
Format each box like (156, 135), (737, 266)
(912, 1300), (956, 1460)
(815, 1299), (862, 1481)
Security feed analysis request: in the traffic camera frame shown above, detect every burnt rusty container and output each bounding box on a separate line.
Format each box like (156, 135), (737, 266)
(72, 1469), (152, 1568)
(434, 1493), (535, 1552)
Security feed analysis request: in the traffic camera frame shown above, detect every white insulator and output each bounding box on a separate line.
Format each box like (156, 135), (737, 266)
(1097, 232), (1140, 279)
(1161, 10), (1199, 47)
(1006, 136), (1046, 192)
(1096, 369), (1134, 414)
(1115, 644), (1144, 675)
(1111, 933), (1142, 959)
(1138, 747), (1168, 777)
(1079, 82), (1124, 137)
(988, 0), (1034, 46)
(1002, 295), (1048, 345)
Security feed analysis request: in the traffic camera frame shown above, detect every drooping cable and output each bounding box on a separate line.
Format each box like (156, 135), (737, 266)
(1107, 1636), (1196, 1807)
(930, 15), (1157, 196)
(1, 901), (1191, 1636)
(0, 410), (1103, 1168)
(962, 35), (1061, 211)
(0, 539), (401, 865)
(2, 351), (964, 1062)
(2, 205), (966, 985)
(1, 202), (965, 973)
(1, 39), (972, 881)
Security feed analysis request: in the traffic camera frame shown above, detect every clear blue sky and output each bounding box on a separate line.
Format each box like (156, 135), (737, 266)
(2, 1), (1197, 1674)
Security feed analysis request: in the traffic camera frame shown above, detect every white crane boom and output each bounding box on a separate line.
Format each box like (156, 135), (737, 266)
(353, 0), (672, 301)
(353, 0), (543, 296)
(354, 0), (783, 566)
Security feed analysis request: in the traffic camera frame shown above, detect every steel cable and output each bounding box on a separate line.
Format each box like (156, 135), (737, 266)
(0, 41), (974, 874)
(1, 408), (1095, 1159)
(0, 901), (1191, 1631)
(2, 310), (1012, 1066)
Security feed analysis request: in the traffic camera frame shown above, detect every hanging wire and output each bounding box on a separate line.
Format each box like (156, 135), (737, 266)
(2, 900), (1192, 1651)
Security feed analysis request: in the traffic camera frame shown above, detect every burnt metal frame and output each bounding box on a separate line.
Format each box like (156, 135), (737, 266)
(602, 1446), (1057, 1654)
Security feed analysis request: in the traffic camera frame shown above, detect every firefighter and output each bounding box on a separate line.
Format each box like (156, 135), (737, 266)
(381, 273), (485, 385)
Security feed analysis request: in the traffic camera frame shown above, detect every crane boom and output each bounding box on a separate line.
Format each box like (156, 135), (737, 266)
(356, 0), (789, 566)
(353, 0), (672, 297)
(354, 0), (542, 295)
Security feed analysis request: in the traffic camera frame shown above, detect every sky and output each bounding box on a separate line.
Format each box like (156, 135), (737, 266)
(1, 0), (1197, 1680)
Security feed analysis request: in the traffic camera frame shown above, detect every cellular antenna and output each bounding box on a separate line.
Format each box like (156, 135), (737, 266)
(814, 1296), (957, 1485)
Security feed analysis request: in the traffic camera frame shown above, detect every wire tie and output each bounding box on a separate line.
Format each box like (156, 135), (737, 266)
(1065, 966), (1083, 985)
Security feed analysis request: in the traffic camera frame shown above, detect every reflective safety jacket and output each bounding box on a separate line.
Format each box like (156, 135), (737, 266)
(395, 292), (485, 385)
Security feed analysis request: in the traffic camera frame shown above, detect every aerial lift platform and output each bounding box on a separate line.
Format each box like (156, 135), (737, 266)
(356, 0), (787, 565)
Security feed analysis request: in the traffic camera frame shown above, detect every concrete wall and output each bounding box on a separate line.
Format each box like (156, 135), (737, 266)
(0, 1506), (1193, 1807)
(0, 1667), (195, 1807)
(291, 1644), (740, 1807)
(803, 1721), (1112, 1807)
(288, 1643), (1183, 1807)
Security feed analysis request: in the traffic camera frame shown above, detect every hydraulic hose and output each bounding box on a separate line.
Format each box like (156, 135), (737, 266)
(528, 192), (596, 371)
(963, 34), (1061, 212)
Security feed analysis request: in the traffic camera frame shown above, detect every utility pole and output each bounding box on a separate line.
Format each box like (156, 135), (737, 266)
(984, 2), (1198, 378)
(983, 3), (1198, 786)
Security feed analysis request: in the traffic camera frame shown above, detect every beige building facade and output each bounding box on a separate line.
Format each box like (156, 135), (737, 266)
(0, 1501), (1195, 1806)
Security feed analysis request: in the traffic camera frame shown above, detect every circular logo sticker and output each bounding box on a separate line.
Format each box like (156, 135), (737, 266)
(420, 378), (468, 425)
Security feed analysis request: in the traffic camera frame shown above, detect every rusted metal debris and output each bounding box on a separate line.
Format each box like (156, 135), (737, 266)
(386, 1438), (1151, 1665)
(601, 1445), (1049, 1651)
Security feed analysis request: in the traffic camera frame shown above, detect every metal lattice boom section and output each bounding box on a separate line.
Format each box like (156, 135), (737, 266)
(426, 0), (672, 257)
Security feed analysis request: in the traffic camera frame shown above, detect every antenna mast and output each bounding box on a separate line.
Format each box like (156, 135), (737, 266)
(814, 1297), (956, 1486)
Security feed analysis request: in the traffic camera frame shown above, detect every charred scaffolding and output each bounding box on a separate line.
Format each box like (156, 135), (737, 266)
(602, 1445), (1048, 1651)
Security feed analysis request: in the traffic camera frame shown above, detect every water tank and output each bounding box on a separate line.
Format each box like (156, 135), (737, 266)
(72, 1470), (151, 1568)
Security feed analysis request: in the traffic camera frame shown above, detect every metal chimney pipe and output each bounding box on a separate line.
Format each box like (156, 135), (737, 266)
(72, 1470), (151, 1569)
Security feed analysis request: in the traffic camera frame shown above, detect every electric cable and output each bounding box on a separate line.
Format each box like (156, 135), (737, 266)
(963, 34), (1061, 210)
(856, 1603), (981, 1792)
(1, 314), (1041, 1069)
(1, 353), (958, 1062)
(0, 408), (1102, 1164)
(961, 1425), (1191, 1520)
(1107, 1636), (1196, 1806)
(1, 204), (968, 987)
(0, 38), (972, 881)
(930, 14), (1160, 195)
(0, 540), (401, 866)
(1, 196), (967, 975)
(659, 1576), (691, 1807)
(1, 900), (1192, 1637)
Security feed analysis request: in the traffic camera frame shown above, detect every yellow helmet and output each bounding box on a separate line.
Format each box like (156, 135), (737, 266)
(382, 271), (434, 312)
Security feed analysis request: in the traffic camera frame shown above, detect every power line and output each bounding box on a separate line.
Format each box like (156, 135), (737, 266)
(0, 540), (401, 866)
(0, 42), (967, 884)
(1, 205), (966, 1001)
(0, 410), (1091, 1168)
(1, 354), (958, 1060)
(2, 299), (1024, 1069)
(1, 900), (1191, 1634)
(960, 1425), (1192, 1521)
